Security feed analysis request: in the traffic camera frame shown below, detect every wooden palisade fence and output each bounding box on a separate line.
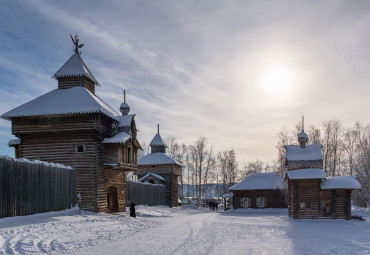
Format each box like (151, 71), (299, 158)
(0, 156), (76, 218)
(126, 181), (165, 206)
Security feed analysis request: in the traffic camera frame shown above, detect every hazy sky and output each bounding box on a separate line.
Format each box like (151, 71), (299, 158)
(1, 0), (370, 166)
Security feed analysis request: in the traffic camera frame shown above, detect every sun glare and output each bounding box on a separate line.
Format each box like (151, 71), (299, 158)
(264, 68), (291, 92)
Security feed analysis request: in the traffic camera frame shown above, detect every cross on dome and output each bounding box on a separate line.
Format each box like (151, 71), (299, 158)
(298, 115), (308, 148)
(120, 89), (130, 115)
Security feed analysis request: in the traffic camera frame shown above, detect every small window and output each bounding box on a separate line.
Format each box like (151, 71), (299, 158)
(258, 197), (264, 208)
(241, 198), (249, 208)
(300, 201), (311, 209)
(75, 145), (86, 153)
(127, 148), (132, 163)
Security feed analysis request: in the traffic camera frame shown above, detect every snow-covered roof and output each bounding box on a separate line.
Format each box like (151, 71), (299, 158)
(1, 87), (119, 120)
(138, 172), (165, 182)
(149, 133), (167, 147)
(321, 176), (361, 190)
(138, 152), (181, 166)
(8, 138), (21, 146)
(229, 172), (283, 191)
(222, 193), (233, 198)
(102, 132), (130, 144)
(0, 155), (73, 170)
(287, 168), (326, 180)
(117, 114), (135, 127)
(53, 54), (99, 85)
(284, 144), (323, 161)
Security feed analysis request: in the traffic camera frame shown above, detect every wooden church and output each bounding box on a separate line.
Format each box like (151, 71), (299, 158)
(1, 35), (141, 213)
(136, 126), (182, 207)
(284, 119), (361, 220)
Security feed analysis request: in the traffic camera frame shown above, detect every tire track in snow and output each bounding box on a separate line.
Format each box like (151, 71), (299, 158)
(0, 213), (159, 255)
(169, 212), (217, 255)
(170, 219), (194, 253)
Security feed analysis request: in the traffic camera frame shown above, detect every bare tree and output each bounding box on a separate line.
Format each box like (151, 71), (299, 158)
(138, 141), (150, 158)
(307, 125), (321, 145)
(241, 159), (264, 178)
(322, 120), (343, 176)
(166, 136), (179, 158)
(275, 127), (295, 174)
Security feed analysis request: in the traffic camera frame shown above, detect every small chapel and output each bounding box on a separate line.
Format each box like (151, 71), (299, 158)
(136, 126), (182, 207)
(1, 35), (141, 213)
(284, 118), (361, 220)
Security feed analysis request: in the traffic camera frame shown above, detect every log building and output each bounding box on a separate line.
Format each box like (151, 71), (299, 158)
(230, 172), (286, 209)
(284, 121), (360, 220)
(136, 126), (182, 207)
(1, 36), (141, 213)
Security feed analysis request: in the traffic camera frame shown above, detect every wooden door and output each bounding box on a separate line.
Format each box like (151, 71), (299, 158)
(107, 186), (118, 212)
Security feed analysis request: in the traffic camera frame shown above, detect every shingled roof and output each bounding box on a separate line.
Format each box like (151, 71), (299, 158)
(53, 54), (99, 85)
(149, 133), (167, 147)
(1, 86), (118, 120)
(138, 152), (181, 166)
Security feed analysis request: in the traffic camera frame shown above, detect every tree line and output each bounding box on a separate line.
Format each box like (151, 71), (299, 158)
(274, 120), (370, 206)
(140, 136), (238, 201)
(138, 119), (370, 206)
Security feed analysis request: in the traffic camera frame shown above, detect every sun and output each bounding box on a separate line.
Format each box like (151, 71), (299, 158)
(264, 68), (291, 92)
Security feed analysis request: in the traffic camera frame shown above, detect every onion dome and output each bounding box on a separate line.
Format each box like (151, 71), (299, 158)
(120, 90), (130, 115)
(150, 124), (167, 153)
(297, 116), (308, 148)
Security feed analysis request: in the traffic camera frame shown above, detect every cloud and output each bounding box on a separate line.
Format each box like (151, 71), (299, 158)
(1, 0), (370, 165)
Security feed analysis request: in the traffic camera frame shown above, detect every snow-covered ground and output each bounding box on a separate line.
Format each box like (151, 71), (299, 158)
(1, 206), (369, 255)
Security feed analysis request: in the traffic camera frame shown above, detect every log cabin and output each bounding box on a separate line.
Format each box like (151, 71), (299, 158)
(230, 172), (287, 209)
(1, 36), (141, 213)
(136, 126), (182, 207)
(284, 122), (361, 220)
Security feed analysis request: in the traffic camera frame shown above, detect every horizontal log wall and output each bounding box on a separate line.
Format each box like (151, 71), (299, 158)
(57, 77), (95, 94)
(11, 114), (116, 212)
(0, 157), (76, 218)
(289, 179), (321, 219)
(233, 190), (287, 209)
(97, 168), (126, 212)
(320, 189), (352, 219)
(289, 179), (353, 220)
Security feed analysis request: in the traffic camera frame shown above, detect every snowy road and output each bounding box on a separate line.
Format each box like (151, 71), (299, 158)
(1, 206), (370, 255)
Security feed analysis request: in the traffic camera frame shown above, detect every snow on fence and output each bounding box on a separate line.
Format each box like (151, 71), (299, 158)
(0, 156), (76, 218)
(126, 181), (165, 206)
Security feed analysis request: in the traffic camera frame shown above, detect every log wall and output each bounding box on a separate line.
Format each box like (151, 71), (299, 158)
(320, 189), (352, 220)
(57, 77), (95, 94)
(288, 179), (353, 220)
(11, 114), (116, 212)
(0, 156), (76, 218)
(288, 179), (321, 219)
(232, 189), (287, 209)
